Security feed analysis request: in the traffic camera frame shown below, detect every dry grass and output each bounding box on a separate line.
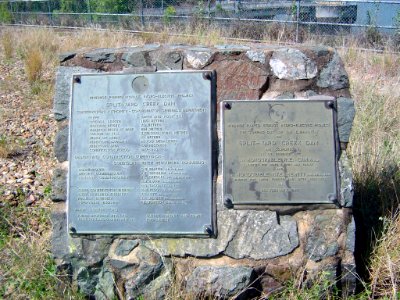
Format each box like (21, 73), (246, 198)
(1, 31), (12, 59)
(369, 212), (400, 299)
(25, 48), (43, 83)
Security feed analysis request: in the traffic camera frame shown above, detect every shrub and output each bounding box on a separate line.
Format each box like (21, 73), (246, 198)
(0, 2), (12, 24)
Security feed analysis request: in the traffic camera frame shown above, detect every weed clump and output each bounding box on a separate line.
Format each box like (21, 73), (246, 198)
(1, 31), (13, 60)
(25, 48), (43, 84)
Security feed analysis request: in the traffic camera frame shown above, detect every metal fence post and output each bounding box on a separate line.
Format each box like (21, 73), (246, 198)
(87, 0), (92, 26)
(296, 0), (300, 43)
(140, 0), (144, 28)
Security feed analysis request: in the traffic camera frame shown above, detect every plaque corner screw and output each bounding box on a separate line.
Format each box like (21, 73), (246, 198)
(328, 194), (337, 202)
(204, 225), (213, 235)
(203, 71), (212, 80)
(74, 76), (81, 84)
(69, 226), (77, 233)
(326, 100), (334, 109)
(224, 197), (234, 209)
(224, 102), (232, 110)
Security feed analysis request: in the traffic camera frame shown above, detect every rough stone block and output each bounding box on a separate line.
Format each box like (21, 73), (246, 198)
(84, 49), (116, 63)
(121, 50), (147, 67)
(337, 97), (356, 143)
(186, 266), (255, 299)
(51, 208), (69, 260)
(185, 49), (213, 69)
(339, 151), (354, 207)
(54, 126), (69, 163)
(208, 59), (268, 100)
(150, 50), (183, 70)
(305, 211), (342, 261)
(317, 52), (349, 90)
(346, 217), (356, 252)
(246, 50), (266, 63)
(94, 267), (116, 300)
(270, 48), (317, 80)
(51, 162), (68, 202)
(53, 66), (99, 121)
(144, 210), (298, 260)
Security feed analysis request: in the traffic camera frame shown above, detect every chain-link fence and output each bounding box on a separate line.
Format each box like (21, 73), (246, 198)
(2, 0), (400, 48)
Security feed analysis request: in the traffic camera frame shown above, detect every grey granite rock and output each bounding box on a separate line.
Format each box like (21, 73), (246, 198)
(337, 97), (356, 143)
(185, 50), (212, 69)
(76, 266), (100, 295)
(186, 266), (255, 299)
(346, 217), (356, 252)
(141, 266), (172, 300)
(51, 166), (67, 202)
(339, 151), (354, 207)
(151, 51), (183, 70)
(51, 210), (69, 260)
(54, 126), (68, 163)
(71, 237), (113, 267)
(54, 66), (99, 121)
(246, 50), (266, 63)
(215, 44), (251, 51)
(114, 239), (139, 256)
(85, 49), (116, 63)
(121, 51), (147, 67)
(270, 48), (317, 80)
(123, 245), (164, 299)
(305, 212), (341, 261)
(143, 210), (298, 259)
(317, 52), (349, 90)
(59, 51), (76, 63)
(94, 267), (116, 300)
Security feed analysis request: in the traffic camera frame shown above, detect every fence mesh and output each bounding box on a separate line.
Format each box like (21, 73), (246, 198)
(1, 0), (400, 49)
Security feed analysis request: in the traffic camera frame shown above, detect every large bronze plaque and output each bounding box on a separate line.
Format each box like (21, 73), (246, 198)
(222, 100), (338, 205)
(68, 72), (215, 235)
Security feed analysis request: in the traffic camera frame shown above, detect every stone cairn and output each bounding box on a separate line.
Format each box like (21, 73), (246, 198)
(52, 44), (356, 299)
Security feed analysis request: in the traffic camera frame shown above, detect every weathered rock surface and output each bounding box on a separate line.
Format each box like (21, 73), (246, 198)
(339, 151), (354, 207)
(51, 210), (69, 260)
(185, 50), (213, 69)
(50, 163), (67, 202)
(317, 52), (349, 90)
(337, 97), (356, 142)
(85, 49), (116, 63)
(94, 267), (116, 300)
(144, 210), (299, 259)
(54, 126), (68, 162)
(305, 211), (342, 261)
(270, 48), (317, 80)
(186, 266), (255, 299)
(208, 58), (268, 100)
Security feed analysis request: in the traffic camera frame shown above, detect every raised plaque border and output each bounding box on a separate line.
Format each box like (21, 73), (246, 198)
(67, 71), (218, 237)
(221, 99), (340, 208)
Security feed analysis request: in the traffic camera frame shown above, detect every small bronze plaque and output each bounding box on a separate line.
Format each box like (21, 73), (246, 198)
(222, 100), (338, 205)
(68, 72), (215, 235)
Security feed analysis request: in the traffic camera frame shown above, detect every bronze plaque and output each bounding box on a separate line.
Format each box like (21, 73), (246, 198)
(222, 100), (338, 205)
(68, 72), (216, 235)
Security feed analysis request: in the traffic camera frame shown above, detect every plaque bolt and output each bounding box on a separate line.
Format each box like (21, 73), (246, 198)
(224, 197), (234, 208)
(328, 194), (337, 202)
(203, 72), (212, 80)
(69, 226), (77, 233)
(327, 101), (334, 109)
(74, 76), (81, 84)
(204, 225), (213, 235)
(224, 102), (232, 110)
